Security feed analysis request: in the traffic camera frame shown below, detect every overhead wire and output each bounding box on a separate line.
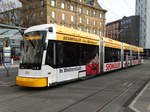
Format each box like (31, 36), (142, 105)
(99, 0), (135, 22)
(98, 0), (120, 18)
(123, 0), (135, 11)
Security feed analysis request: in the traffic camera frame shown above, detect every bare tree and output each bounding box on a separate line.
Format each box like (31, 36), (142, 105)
(0, 1), (21, 26)
(22, 8), (46, 28)
(21, 0), (46, 27)
(0, 0), (46, 27)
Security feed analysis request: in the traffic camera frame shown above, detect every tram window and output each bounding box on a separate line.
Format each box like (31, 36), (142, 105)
(46, 40), (99, 68)
(132, 51), (138, 60)
(56, 41), (81, 67)
(79, 44), (99, 65)
(104, 47), (121, 63)
(55, 41), (99, 68)
(84, 45), (99, 64)
(124, 50), (130, 61)
(45, 41), (55, 67)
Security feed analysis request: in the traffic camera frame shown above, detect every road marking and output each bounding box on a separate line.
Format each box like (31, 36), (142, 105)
(0, 81), (15, 87)
(129, 82), (150, 112)
(127, 83), (133, 87)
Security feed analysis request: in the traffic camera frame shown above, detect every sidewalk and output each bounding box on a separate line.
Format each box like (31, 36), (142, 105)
(129, 81), (150, 112)
(0, 62), (19, 87)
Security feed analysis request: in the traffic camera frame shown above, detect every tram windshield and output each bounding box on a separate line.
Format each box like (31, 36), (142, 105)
(20, 31), (46, 70)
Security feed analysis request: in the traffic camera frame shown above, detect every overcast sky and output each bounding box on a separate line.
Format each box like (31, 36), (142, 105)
(98, 0), (136, 23)
(1, 0), (136, 23)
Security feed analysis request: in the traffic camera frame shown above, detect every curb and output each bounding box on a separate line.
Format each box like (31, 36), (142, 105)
(124, 79), (150, 112)
(0, 65), (19, 69)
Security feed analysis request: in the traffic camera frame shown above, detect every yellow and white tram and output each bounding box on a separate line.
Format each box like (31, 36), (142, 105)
(16, 24), (144, 87)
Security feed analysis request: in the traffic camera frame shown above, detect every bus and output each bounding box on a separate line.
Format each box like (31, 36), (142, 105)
(16, 24), (144, 87)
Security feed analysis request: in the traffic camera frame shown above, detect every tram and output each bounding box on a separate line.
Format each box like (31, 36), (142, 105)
(16, 24), (144, 87)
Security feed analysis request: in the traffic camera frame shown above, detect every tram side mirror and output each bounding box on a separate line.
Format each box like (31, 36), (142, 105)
(48, 27), (53, 33)
(19, 29), (25, 36)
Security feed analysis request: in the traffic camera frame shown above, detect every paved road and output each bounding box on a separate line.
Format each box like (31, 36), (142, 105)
(0, 61), (150, 112)
(130, 80), (150, 112)
(0, 67), (18, 87)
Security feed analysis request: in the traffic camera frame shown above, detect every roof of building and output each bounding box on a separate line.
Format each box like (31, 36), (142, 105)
(19, 0), (107, 12)
(106, 15), (140, 26)
(106, 20), (121, 26)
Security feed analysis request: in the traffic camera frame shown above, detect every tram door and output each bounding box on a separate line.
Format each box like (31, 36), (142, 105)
(123, 50), (131, 68)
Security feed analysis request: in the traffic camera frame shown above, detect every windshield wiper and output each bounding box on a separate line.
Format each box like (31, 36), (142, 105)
(29, 40), (35, 49)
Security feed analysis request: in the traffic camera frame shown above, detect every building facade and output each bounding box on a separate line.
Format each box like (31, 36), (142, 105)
(136, 0), (150, 49)
(119, 16), (140, 46)
(18, 0), (106, 36)
(105, 20), (121, 40)
(105, 16), (140, 46)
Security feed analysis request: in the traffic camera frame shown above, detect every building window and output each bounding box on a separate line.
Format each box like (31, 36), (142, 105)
(79, 17), (82, 23)
(93, 11), (96, 16)
(94, 20), (96, 26)
(51, 0), (55, 6)
(79, 27), (82, 31)
(62, 13), (65, 20)
(71, 16), (74, 22)
(41, 0), (44, 6)
(100, 22), (102, 27)
(41, 11), (44, 16)
(100, 31), (102, 36)
(86, 10), (89, 15)
(70, 5), (74, 11)
(51, 11), (55, 18)
(79, 8), (82, 13)
(61, 3), (65, 9)
(86, 28), (88, 33)
(94, 29), (96, 34)
(100, 13), (102, 18)
(87, 18), (89, 24)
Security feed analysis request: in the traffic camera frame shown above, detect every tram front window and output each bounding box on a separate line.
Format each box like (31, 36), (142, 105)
(20, 31), (46, 70)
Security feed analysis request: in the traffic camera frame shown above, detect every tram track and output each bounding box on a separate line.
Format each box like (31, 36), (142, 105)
(95, 80), (137, 112)
(56, 79), (136, 112)
(56, 64), (149, 112)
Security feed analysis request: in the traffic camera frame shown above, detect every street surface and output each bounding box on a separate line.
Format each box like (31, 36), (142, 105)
(0, 61), (150, 112)
(130, 80), (150, 112)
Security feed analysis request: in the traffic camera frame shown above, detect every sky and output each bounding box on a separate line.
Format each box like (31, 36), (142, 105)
(98, 0), (136, 23)
(1, 0), (136, 23)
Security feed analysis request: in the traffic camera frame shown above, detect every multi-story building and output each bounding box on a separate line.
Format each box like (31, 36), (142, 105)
(136, 0), (150, 55)
(105, 20), (121, 40)
(120, 16), (140, 46)
(105, 16), (140, 46)
(18, 0), (106, 36)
